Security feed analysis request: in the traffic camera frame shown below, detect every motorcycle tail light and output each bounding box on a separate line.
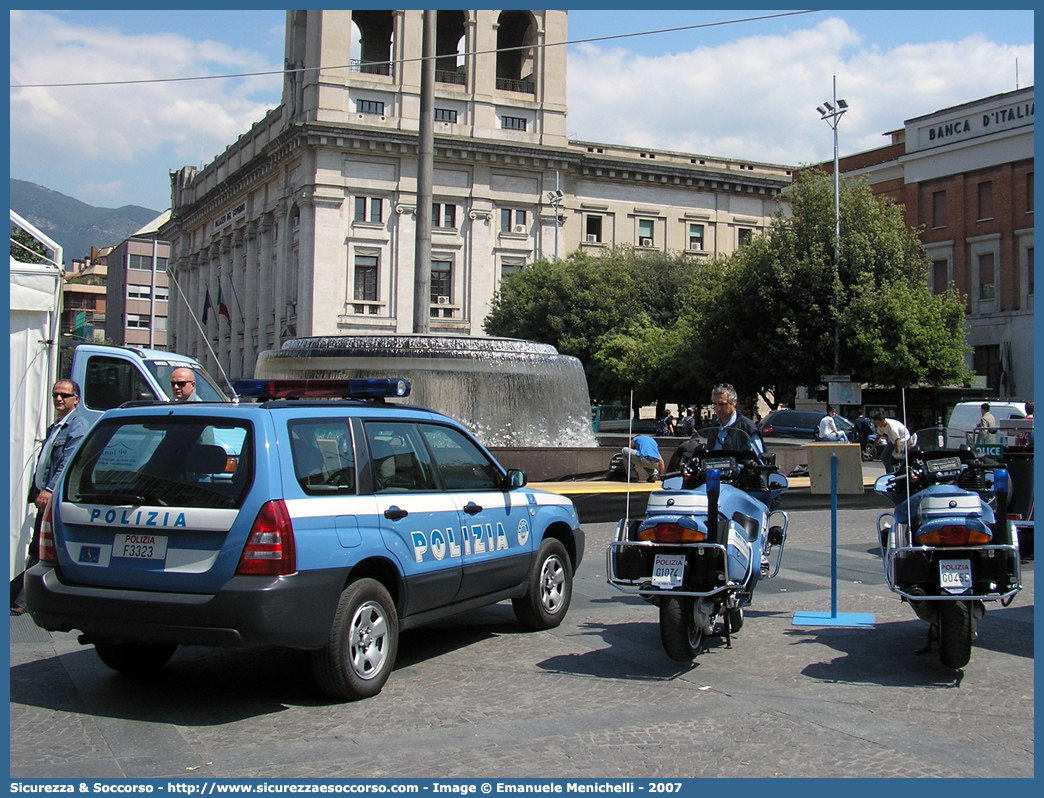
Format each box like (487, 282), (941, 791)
(638, 523), (706, 544)
(916, 525), (990, 546)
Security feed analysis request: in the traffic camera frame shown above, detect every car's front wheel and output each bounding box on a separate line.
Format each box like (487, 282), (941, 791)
(513, 538), (573, 630)
(312, 578), (398, 700)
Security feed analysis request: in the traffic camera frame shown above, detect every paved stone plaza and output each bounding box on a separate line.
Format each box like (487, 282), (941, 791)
(10, 506), (1034, 779)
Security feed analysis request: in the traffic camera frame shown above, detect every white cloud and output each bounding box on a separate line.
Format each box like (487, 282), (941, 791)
(9, 10), (281, 187)
(567, 18), (1034, 166)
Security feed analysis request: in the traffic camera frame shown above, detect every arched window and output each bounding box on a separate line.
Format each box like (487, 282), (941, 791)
(435, 11), (467, 85)
(352, 10), (395, 76)
(495, 11), (535, 93)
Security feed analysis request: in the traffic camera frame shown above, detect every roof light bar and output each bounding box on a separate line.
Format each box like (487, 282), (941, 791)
(234, 378), (411, 400)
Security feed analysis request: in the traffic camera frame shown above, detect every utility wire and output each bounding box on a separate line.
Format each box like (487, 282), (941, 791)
(11, 10), (820, 90)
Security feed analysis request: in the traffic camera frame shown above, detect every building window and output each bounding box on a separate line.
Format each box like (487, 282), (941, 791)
(501, 209), (527, 233)
(638, 219), (654, 247)
(978, 253), (995, 300)
(126, 314), (151, 329)
(356, 99), (385, 115)
(585, 215), (602, 243)
(128, 254), (165, 271)
(501, 115), (527, 131)
(127, 285), (151, 300)
(354, 196), (383, 224)
(977, 181), (993, 221)
(932, 190), (947, 228)
(433, 203), (457, 229)
(932, 259), (948, 295)
(430, 259), (452, 312)
(353, 255), (379, 303)
(973, 344), (1001, 393)
(1027, 172), (1034, 213)
(434, 108), (458, 123)
(738, 228), (753, 248)
(688, 223), (705, 251)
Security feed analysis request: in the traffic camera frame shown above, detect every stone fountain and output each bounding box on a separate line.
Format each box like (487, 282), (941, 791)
(254, 336), (601, 467)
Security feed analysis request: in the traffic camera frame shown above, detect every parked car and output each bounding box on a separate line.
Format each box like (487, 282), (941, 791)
(25, 378), (585, 701)
(759, 409), (855, 441)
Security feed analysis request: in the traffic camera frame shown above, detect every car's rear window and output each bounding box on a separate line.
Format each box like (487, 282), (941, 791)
(65, 418), (253, 509)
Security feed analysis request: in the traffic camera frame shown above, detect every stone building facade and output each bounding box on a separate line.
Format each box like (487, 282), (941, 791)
(833, 87), (1034, 399)
(161, 10), (793, 380)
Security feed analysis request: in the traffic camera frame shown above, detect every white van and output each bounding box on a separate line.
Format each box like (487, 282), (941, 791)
(945, 400), (1028, 448)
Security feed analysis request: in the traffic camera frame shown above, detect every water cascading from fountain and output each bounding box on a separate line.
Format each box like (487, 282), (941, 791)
(254, 335), (599, 448)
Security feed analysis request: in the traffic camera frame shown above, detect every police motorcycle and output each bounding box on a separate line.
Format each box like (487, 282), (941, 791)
(874, 427), (1022, 669)
(607, 427), (789, 661)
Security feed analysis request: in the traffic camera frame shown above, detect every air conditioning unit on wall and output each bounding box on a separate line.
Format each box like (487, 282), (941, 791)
(586, 234), (598, 243)
(639, 237), (653, 247)
(513, 224), (527, 234)
(436, 295), (450, 306)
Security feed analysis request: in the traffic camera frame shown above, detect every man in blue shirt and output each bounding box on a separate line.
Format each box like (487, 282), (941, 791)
(622, 435), (665, 483)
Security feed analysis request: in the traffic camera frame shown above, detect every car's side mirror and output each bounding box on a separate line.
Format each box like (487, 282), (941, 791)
(505, 469), (527, 489)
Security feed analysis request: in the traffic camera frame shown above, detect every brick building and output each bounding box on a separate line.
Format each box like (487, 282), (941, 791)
(831, 87), (1034, 399)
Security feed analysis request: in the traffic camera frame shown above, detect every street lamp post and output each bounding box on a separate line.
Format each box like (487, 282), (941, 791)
(547, 171), (563, 261)
(817, 76), (848, 373)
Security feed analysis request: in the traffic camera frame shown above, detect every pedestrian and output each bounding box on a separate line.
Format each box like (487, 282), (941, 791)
(852, 410), (874, 455)
(817, 406), (849, 443)
(621, 434), (665, 483)
(11, 379), (90, 613)
(975, 402), (997, 444)
(872, 414), (911, 473)
(680, 407), (697, 437)
(170, 367), (201, 402)
(658, 410), (675, 436)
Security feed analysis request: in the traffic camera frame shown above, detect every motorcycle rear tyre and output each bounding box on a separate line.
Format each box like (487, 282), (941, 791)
(937, 600), (975, 669)
(659, 597), (703, 661)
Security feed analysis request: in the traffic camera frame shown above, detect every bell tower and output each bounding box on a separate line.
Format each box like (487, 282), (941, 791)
(281, 10), (568, 147)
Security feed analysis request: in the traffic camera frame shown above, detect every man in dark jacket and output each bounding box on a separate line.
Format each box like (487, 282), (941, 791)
(710, 383), (763, 454)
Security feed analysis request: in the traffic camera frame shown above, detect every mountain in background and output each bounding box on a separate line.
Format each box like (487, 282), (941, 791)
(10, 179), (161, 265)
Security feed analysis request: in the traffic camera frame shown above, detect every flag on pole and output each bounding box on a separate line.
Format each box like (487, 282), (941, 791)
(202, 288), (213, 325)
(218, 287), (231, 321)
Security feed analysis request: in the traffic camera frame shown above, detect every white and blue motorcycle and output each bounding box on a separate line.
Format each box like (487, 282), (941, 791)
(607, 428), (789, 661)
(875, 427), (1022, 669)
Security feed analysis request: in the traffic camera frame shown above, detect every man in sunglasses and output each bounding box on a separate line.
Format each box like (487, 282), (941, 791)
(12, 379), (89, 613)
(170, 367), (201, 401)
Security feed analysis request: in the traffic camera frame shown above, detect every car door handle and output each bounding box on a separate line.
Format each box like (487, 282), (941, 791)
(384, 506), (409, 520)
(463, 501), (483, 515)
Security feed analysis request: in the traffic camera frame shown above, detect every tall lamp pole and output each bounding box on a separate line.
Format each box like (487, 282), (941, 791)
(817, 76), (848, 373)
(547, 171), (563, 261)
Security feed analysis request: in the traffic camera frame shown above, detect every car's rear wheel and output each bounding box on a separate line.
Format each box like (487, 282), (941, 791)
(513, 538), (572, 630)
(94, 641), (177, 676)
(312, 578), (398, 700)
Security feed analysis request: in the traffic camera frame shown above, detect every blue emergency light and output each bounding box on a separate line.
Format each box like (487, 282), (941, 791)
(233, 378), (411, 400)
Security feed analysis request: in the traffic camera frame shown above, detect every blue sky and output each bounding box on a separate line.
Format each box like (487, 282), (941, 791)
(8, 7), (1035, 215)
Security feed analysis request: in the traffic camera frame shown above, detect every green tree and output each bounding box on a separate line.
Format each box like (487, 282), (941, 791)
(10, 226), (49, 264)
(697, 169), (969, 408)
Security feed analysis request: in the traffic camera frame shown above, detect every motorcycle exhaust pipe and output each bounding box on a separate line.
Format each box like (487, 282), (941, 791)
(707, 468), (721, 545)
(993, 469), (1011, 546)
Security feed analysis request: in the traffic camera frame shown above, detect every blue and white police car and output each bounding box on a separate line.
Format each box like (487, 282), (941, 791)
(25, 378), (585, 700)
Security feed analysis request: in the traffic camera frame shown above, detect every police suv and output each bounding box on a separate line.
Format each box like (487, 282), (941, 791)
(25, 378), (585, 701)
